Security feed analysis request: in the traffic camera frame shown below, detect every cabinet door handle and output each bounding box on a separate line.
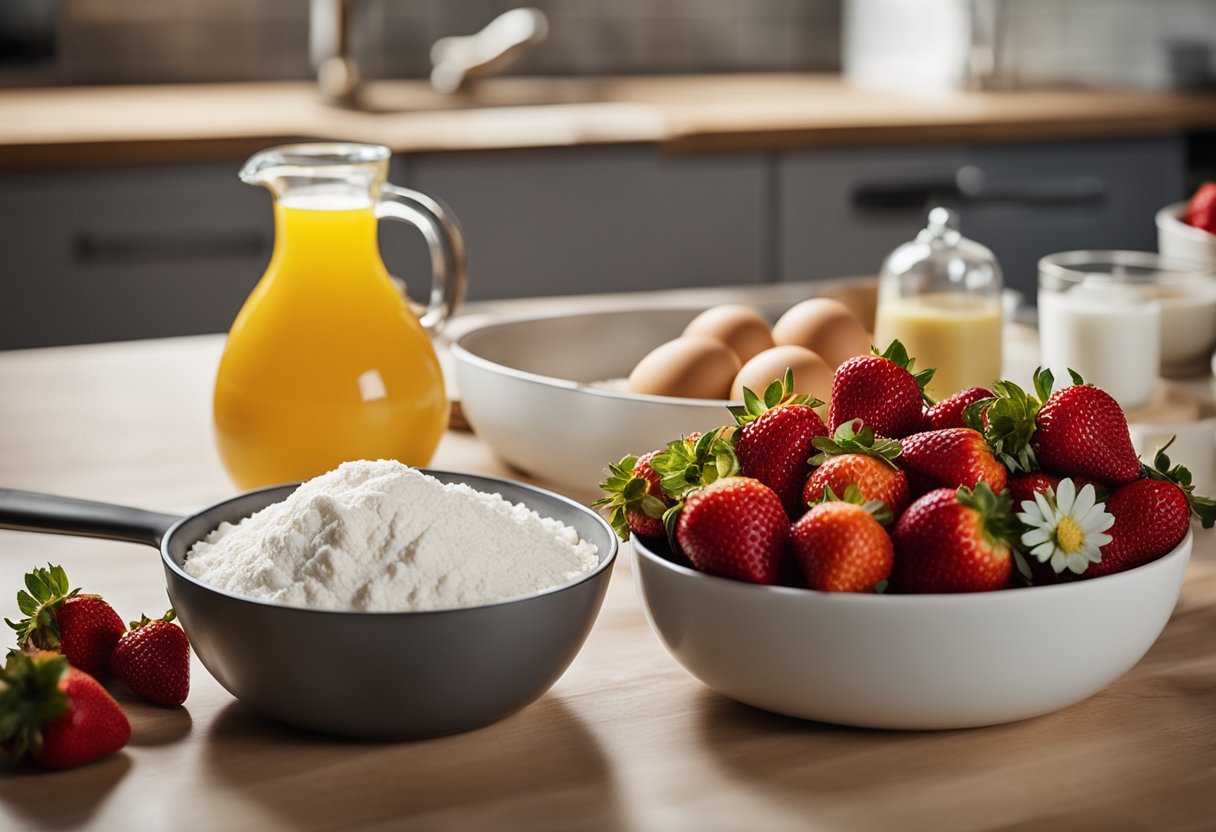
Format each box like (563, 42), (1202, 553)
(73, 230), (267, 266)
(851, 167), (1107, 213)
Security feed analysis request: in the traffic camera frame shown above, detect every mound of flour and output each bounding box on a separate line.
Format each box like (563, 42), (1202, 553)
(183, 460), (599, 612)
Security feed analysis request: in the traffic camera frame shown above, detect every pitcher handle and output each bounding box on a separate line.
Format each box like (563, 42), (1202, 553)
(377, 184), (467, 333)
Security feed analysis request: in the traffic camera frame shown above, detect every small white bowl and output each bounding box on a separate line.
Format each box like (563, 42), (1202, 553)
(450, 308), (737, 492)
(1157, 201), (1216, 267)
(632, 532), (1192, 730)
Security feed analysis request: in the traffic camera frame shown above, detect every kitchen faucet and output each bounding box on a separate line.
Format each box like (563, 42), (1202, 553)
(310, 2), (549, 106)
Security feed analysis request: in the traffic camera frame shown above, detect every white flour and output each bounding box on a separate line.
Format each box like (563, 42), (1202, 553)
(183, 460), (599, 612)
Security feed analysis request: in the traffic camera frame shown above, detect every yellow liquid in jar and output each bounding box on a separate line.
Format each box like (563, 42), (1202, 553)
(873, 293), (1003, 401)
(213, 198), (448, 489)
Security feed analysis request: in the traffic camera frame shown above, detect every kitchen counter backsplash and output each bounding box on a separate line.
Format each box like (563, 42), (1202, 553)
(0, 0), (842, 88)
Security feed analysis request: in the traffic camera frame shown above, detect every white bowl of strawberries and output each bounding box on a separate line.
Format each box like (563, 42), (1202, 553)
(604, 348), (1212, 730)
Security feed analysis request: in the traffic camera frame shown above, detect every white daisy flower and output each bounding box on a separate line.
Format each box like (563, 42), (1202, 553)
(1016, 478), (1115, 575)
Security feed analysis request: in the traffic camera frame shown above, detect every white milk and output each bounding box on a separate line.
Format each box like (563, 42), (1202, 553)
(1038, 279), (1160, 410)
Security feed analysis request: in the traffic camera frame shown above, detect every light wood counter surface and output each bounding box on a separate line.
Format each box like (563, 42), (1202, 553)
(3, 74), (1216, 169)
(0, 311), (1214, 830)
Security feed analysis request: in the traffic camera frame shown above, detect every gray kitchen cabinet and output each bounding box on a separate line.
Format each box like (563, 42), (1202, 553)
(778, 137), (1188, 299)
(0, 136), (1190, 349)
(390, 146), (770, 301)
(0, 163), (272, 350)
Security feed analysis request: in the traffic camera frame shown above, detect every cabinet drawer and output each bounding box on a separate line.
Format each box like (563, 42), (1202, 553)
(778, 137), (1187, 299)
(0, 163), (272, 349)
(398, 146), (769, 301)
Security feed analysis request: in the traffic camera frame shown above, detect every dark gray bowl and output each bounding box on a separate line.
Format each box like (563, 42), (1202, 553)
(0, 471), (617, 739)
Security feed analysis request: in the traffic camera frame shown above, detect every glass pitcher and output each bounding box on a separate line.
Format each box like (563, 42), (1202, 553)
(213, 142), (466, 489)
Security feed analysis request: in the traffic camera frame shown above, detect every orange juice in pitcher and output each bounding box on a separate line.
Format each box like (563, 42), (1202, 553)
(214, 143), (466, 489)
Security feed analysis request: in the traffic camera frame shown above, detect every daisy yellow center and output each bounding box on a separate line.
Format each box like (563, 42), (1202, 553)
(1054, 515), (1085, 554)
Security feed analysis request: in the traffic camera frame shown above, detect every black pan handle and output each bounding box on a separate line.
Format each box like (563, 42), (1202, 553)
(0, 489), (182, 549)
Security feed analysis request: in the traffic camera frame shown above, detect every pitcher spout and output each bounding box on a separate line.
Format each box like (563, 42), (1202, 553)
(238, 143), (391, 198)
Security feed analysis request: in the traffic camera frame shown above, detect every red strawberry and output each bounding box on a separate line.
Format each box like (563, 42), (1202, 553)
(830, 340), (933, 439)
(1090, 479), (1190, 578)
(1184, 181), (1216, 234)
(674, 477), (791, 585)
(890, 484), (1014, 593)
(1087, 440), (1216, 577)
(1007, 472), (1103, 509)
(1007, 471), (1061, 507)
(0, 651), (130, 769)
(596, 449), (671, 540)
(971, 371), (1140, 486)
(731, 369), (828, 518)
(6, 564), (126, 676)
(899, 427), (1008, 493)
(1032, 370), (1140, 487)
(110, 610), (191, 707)
(926, 386), (993, 430)
(792, 492), (893, 592)
(804, 420), (909, 518)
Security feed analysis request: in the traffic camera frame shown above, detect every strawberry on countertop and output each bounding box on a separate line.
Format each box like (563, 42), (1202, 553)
(891, 484), (1015, 593)
(0, 651), (130, 769)
(730, 369), (829, 519)
(6, 564), (126, 677)
(804, 420), (910, 519)
(110, 610), (191, 708)
(830, 340), (934, 439)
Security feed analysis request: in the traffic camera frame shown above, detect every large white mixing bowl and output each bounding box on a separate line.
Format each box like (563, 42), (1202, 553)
(450, 307), (738, 493)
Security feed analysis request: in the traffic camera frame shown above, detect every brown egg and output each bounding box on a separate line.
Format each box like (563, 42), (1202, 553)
(772, 298), (871, 369)
(683, 304), (775, 364)
(628, 335), (742, 400)
(730, 345), (834, 405)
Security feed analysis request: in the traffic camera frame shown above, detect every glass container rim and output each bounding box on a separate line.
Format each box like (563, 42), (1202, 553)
(1038, 249), (1215, 287)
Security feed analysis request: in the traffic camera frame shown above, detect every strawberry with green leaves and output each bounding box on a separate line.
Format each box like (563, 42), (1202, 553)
(803, 420), (909, 519)
(6, 564), (126, 676)
(110, 610), (191, 707)
(1088, 439), (1216, 578)
(891, 484), (1015, 593)
(830, 340), (934, 439)
(730, 369), (828, 519)
(596, 449), (672, 540)
(649, 429), (737, 507)
(899, 427), (1008, 493)
(971, 370), (1140, 486)
(648, 430), (790, 584)
(673, 476), (792, 585)
(792, 485), (894, 593)
(1033, 369), (1141, 486)
(0, 651), (130, 769)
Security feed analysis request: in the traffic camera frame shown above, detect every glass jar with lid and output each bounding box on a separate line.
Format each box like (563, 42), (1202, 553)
(873, 207), (1003, 401)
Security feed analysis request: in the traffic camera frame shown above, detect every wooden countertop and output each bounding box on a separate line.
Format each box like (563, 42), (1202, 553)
(0, 300), (1214, 830)
(3, 74), (1216, 169)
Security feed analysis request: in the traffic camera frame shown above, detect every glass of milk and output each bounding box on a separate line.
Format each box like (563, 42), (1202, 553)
(1038, 252), (1164, 411)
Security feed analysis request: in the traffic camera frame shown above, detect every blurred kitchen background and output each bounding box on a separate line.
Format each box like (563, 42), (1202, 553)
(4, 0), (1216, 87)
(1, 0), (1215, 348)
